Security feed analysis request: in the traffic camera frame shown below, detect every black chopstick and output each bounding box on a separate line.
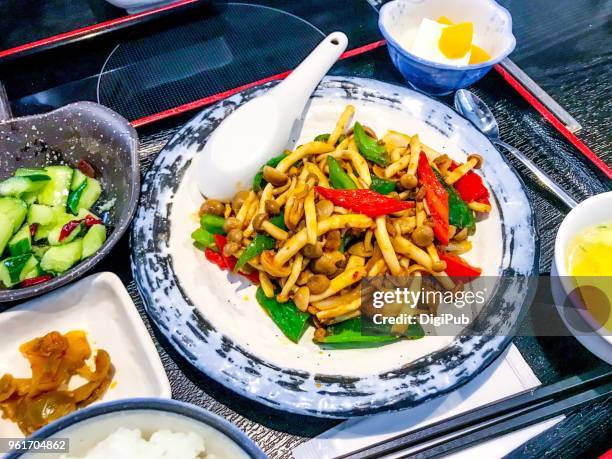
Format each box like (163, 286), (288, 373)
(336, 368), (612, 459)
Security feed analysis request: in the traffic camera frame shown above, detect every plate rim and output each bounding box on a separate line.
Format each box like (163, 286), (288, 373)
(130, 76), (539, 417)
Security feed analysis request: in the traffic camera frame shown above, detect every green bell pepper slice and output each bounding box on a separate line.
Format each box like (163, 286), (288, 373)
(434, 170), (475, 231)
(314, 133), (345, 145)
(200, 214), (225, 235)
(256, 287), (310, 343)
(353, 122), (388, 166)
(315, 317), (399, 348)
(370, 176), (397, 195)
(191, 228), (216, 250)
(234, 233), (275, 272)
(327, 156), (357, 190)
(448, 186), (476, 231)
(269, 211), (288, 231)
(66, 180), (87, 215)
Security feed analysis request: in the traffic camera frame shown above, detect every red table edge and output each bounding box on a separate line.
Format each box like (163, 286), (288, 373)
(129, 40), (388, 127)
(0, 0), (199, 60)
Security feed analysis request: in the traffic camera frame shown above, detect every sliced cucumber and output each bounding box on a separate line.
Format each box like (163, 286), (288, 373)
(8, 224), (32, 256)
(0, 254), (35, 286)
(70, 169), (87, 191)
(0, 263), (11, 288)
(34, 223), (53, 242)
(40, 239), (83, 273)
(28, 204), (56, 226)
(76, 208), (100, 221)
(82, 224), (106, 259)
(22, 192), (38, 205)
(0, 197), (27, 234)
(0, 220), (11, 258)
(34, 208), (72, 242)
(37, 166), (73, 207)
(19, 255), (38, 282)
(75, 177), (102, 211)
(0, 175), (50, 197)
(15, 168), (47, 177)
(22, 264), (43, 280)
(31, 245), (51, 259)
(47, 219), (82, 246)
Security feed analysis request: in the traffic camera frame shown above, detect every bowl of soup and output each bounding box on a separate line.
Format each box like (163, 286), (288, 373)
(554, 192), (612, 359)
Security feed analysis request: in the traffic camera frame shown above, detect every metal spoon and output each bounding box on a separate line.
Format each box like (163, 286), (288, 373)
(454, 89), (578, 208)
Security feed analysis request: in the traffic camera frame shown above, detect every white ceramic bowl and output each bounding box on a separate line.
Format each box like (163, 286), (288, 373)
(553, 192), (612, 361)
(9, 399), (265, 459)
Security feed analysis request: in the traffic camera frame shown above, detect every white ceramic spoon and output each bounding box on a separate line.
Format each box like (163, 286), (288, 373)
(197, 32), (348, 201)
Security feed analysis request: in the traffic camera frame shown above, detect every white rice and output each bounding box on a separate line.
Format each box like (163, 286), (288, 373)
(60, 427), (211, 459)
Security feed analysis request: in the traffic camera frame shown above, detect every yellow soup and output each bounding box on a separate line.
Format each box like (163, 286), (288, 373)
(566, 222), (612, 331)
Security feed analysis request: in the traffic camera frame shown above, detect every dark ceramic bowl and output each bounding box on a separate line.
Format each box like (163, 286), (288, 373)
(0, 100), (139, 303)
(7, 398), (266, 459)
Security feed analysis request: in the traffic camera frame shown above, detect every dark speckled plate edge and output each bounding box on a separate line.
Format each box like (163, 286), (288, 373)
(130, 76), (539, 417)
(0, 101), (139, 304)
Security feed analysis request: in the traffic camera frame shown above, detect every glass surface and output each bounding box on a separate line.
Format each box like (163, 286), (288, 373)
(0, 0), (609, 456)
(2, 0), (382, 119)
(97, 3), (325, 120)
(496, 0), (611, 155)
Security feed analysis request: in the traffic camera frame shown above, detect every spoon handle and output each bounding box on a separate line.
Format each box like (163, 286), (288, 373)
(495, 140), (578, 208)
(270, 32), (348, 117)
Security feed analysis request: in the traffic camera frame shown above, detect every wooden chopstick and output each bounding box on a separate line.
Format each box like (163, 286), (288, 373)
(336, 369), (612, 459)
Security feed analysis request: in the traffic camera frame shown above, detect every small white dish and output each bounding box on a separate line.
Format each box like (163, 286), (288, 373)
(553, 191), (612, 363)
(0, 272), (171, 438)
(13, 399), (265, 459)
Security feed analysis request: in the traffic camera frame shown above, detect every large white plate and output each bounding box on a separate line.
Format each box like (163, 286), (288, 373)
(0, 272), (171, 437)
(131, 76), (538, 417)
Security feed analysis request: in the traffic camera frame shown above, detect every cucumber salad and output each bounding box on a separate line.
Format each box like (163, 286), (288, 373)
(0, 161), (108, 289)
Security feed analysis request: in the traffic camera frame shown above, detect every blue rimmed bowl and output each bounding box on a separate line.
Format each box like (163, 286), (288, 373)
(8, 398), (266, 459)
(379, 0), (516, 95)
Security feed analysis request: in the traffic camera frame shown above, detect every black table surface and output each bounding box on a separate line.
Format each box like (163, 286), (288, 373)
(1, 1), (611, 458)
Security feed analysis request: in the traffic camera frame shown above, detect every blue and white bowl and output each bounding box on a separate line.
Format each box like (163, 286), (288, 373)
(8, 398), (266, 459)
(379, 0), (516, 95)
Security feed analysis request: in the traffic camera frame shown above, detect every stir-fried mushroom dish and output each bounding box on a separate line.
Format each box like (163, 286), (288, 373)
(193, 105), (491, 345)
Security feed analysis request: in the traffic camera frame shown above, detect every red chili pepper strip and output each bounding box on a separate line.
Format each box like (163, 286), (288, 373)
(438, 251), (482, 277)
(59, 220), (82, 242)
(84, 214), (103, 227)
(450, 162), (490, 205)
(204, 248), (227, 270)
(207, 234), (259, 284)
(29, 224), (38, 237)
(77, 159), (96, 178)
(314, 186), (414, 217)
(240, 269), (260, 284)
(20, 274), (54, 287)
(417, 153), (449, 245)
